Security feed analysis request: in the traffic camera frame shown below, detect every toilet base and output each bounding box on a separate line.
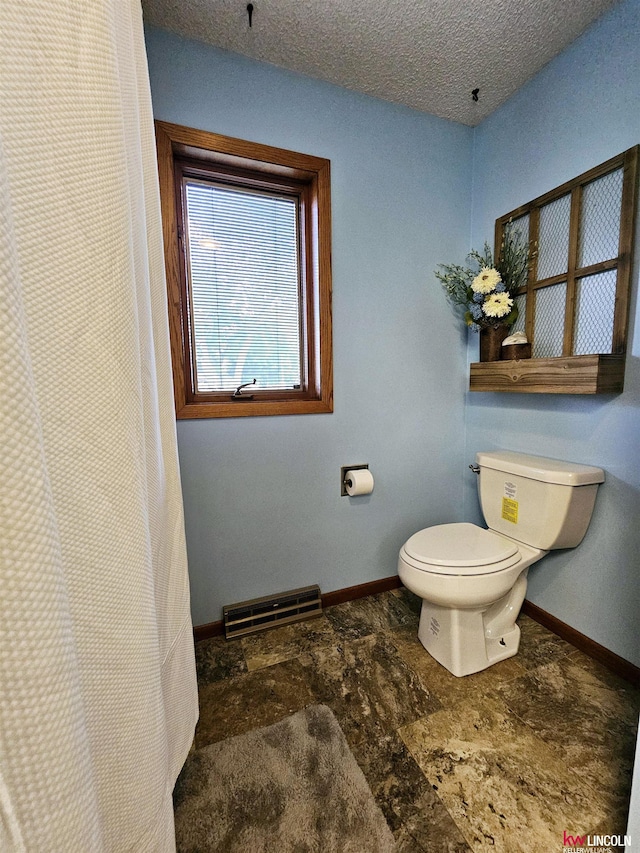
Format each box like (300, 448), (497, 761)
(417, 598), (522, 678)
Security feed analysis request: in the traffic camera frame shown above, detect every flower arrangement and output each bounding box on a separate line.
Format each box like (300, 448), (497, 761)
(435, 223), (530, 330)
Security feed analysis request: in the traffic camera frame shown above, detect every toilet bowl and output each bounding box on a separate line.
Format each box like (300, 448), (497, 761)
(398, 451), (604, 677)
(398, 523), (546, 676)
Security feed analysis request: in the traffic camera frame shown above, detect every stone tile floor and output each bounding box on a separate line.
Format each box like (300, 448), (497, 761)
(189, 589), (640, 852)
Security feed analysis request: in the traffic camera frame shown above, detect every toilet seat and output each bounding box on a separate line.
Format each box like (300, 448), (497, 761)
(401, 522), (521, 576)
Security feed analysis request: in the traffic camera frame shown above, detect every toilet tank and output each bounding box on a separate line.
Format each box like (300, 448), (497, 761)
(476, 451), (605, 550)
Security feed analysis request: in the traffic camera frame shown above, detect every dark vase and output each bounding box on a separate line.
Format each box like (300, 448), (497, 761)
(479, 325), (510, 362)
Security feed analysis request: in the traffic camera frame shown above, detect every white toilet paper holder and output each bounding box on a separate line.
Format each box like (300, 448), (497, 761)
(341, 463), (369, 496)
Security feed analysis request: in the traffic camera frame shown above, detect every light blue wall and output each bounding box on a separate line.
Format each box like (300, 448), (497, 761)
(145, 27), (473, 627)
(468, 0), (640, 666)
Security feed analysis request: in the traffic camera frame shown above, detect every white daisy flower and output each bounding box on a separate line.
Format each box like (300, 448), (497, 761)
(472, 267), (502, 294)
(483, 292), (514, 318)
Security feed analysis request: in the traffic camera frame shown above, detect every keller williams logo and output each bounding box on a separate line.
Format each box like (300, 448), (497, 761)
(562, 830), (631, 849)
(564, 832), (587, 846)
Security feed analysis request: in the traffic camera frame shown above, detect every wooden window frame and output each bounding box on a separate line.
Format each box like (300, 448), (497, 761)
(155, 121), (333, 419)
(471, 146), (638, 394)
(496, 146), (639, 358)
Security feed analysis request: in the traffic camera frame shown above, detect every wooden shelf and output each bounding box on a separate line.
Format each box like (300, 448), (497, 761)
(469, 354), (625, 394)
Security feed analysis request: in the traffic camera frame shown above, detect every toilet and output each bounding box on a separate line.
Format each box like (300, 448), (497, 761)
(398, 451), (604, 677)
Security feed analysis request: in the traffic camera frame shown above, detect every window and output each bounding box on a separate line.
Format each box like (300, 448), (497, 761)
(155, 121), (333, 418)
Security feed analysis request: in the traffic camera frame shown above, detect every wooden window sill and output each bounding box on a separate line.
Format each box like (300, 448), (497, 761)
(469, 354), (625, 394)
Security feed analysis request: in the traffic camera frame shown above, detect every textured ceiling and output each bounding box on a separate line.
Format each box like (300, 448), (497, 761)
(142, 0), (619, 125)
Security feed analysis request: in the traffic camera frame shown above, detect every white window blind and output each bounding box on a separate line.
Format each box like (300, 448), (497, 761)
(184, 180), (302, 393)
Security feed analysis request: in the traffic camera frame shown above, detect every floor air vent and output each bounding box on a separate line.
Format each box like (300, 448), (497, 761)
(223, 584), (322, 639)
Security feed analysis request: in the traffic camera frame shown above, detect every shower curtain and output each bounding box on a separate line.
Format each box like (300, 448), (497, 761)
(0, 2), (198, 850)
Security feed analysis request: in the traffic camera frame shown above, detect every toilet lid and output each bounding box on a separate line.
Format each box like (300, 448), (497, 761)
(402, 522), (520, 575)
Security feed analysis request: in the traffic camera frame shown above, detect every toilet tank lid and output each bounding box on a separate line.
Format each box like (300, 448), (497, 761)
(476, 451), (605, 486)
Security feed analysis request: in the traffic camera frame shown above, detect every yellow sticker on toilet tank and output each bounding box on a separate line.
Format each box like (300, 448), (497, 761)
(502, 497), (519, 524)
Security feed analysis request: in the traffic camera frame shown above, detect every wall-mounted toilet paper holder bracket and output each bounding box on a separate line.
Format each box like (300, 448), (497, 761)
(341, 464), (369, 496)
